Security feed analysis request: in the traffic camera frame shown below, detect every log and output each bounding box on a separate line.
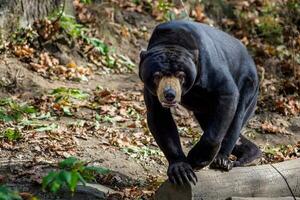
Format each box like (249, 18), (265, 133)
(155, 159), (300, 200)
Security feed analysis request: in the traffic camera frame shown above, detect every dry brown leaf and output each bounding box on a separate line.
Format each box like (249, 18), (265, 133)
(275, 96), (300, 116)
(13, 45), (34, 58)
(261, 121), (290, 135)
(193, 3), (206, 22)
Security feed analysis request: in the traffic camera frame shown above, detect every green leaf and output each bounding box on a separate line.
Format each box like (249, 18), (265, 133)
(0, 98), (11, 106)
(58, 14), (86, 39)
(0, 98), (36, 122)
(81, 166), (110, 181)
(76, 172), (87, 186)
(59, 157), (82, 169)
(51, 87), (89, 100)
(51, 87), (66, 95)
(105, 56), (116, 68)
(118, 55), (135, 70)
(84, 166), (111, 175)
(49, 180), (61, 193)
(34, 123), (58, 132)
(0, 185), (22, 200)
(42, 171), (69, 193)
(19, 120), (58, 132)
(59, 170), (72, 188)
(42, 170), (82, 193)
(0, 110), (14, 122)
(1, 128), (22, 141)
(20, 105), (36, 114)
(69, 89), (89, 100)
(19, 120), (42, 126)
(42, 171), (59, 190)
(87, 38), (109, 55)
(69, 172), (80, 192)
(42, 158), (113, 194)
(34, 112), (52, 120)
(62, 106), (72, 116)
(80, 0), (92, 4)
(95, 113), (101, 121)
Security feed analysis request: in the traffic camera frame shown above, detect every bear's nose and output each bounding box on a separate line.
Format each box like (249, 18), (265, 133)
(164, 88), (176, 102)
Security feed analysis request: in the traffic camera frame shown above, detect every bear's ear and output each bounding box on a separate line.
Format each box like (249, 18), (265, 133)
(189, 49), (199, 65)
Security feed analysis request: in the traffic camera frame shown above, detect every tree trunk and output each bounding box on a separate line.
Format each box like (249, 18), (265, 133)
(0, 0), (62, 39)
(155, 159), (300, 200)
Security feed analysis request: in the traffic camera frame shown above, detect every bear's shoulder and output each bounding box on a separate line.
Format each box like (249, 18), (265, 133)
(148, 20), (242, 51)
(148, 20), (200, 49)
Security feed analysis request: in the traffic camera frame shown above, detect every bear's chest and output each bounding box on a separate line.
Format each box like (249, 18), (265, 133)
(180, 87), (217, 113)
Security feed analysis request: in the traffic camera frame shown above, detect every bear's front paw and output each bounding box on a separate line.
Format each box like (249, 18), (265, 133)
(167, 162), (198, 185)
(210, 155), (233, 171)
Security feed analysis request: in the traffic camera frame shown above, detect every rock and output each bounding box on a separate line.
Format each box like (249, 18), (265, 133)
(44, 183), (120, 200)
(64, 183), (120, 199)
(78, 183), (118, 195)
(290, 117), (300, 133)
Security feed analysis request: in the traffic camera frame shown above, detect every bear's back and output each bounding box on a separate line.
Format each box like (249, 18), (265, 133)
(148, 20), (251, 67)
(148, 20), (242, 51)
(148, 20), (257, 88)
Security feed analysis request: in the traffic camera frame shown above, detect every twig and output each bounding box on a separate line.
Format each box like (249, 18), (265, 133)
(52, 0), (66, 25)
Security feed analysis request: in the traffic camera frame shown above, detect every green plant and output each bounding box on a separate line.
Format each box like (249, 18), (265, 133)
(285, 0), (300, 22)
(118, 55), (135, 71)
(49, 7), (135, 70)
(51, 87), (89, 101)
(50, 10), (109, 55)
(201, 0), (235, 21)
(42, 157), (110, 193)
(10, 28), (38, 46)
(83, 37), (110, 55)
(132, 0), (142, 5)
(0, 98), (36, 122)
(59, 14), (87, 39)
(257, 15), (283, 44)
(264, 144), (295, 157)
(51, 87), (89, 116)
(0, 185), (22, 200)
(95, 114), (114, 123)
(0, 128), (22, 142)
(80, 0), (92, 4)
(122, 146), (164, 160)
(48, 6), (135, 71)
(157, 0), (176, 21)
(20, 120), (58, 132)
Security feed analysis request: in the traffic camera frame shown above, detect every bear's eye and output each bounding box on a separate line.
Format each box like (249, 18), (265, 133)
(176, 71), (186, 84)
(153, 72), (163, 85)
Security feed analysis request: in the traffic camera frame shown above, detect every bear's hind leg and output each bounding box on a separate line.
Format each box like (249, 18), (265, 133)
(232, 135), (262, 167)
(210, 81), (258, 171)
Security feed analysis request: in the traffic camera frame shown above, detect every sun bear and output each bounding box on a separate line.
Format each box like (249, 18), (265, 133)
(139, 20), (261, 185)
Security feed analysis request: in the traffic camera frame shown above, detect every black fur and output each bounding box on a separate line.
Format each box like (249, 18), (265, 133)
(139, 20), (261, 185)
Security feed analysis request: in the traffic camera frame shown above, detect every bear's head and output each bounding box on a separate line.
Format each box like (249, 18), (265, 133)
(139, 45), (198, 108)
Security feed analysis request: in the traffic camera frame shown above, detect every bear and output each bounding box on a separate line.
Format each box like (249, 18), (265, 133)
(139, 20), (261, 185)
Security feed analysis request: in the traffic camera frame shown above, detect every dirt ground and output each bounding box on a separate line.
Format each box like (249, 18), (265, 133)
(0, 1), (300, 199)
(1, 55), (299, 173)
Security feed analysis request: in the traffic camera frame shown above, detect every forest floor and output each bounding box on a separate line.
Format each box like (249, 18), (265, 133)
(0, 1), (299, 199)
